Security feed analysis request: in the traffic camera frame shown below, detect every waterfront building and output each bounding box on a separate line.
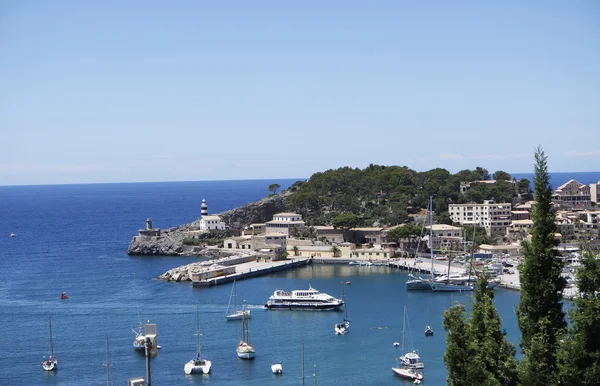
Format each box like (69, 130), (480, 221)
(313, 226), (345, 243)
(265, 213), (305, 237)
(424, 224), (464, 252)
(348, 227), (386, 247)
(449, 200), (512, 236)
(553, 179), (592, 208)
(350, 247), (390, 259)
(251, 233), (287, 256)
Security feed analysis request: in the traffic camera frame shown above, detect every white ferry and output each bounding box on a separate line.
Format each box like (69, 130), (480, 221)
(264, 285), (344, 310)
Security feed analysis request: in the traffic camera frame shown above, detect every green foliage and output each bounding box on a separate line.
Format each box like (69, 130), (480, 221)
(183, 237), (203, 246)
(443, 275), (518, 385)
(385, 223), (423, 247)
(516, 146), (566, 384)
(286, 165), (506, 227)
(518, 178), (531, 195)
(461, 225), (492, 249)
(268, 183), (281, 194)
(493, 170), (512, 181)
(330, 246), (341, 257)
(331, 213), (358, 230)
(557, 247), (600, 385)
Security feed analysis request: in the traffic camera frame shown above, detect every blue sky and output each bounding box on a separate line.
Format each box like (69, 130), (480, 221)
(1, 1), (599, 185)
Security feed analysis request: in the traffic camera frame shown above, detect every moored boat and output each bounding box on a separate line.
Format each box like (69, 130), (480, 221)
(271, 362), (283, 374)
(236, 305), (255, 359)
(42, 316), (58, 371)
(265, 285), (344, 310)
(184, 304), (212, 374)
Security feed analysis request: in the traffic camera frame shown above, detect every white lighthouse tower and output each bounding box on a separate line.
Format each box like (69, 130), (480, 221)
(201, 198), (208, 217)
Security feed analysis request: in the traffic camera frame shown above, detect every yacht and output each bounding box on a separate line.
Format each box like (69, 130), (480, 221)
(264, 285), (344, 310)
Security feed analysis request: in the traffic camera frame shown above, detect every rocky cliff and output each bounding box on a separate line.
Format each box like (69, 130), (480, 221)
(220, 190), (291, 230)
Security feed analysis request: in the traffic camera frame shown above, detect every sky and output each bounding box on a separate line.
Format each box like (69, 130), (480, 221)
(1, 1), (599, 185)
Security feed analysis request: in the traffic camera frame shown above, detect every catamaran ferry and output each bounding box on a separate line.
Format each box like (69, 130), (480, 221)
(264, 285), (344, 310)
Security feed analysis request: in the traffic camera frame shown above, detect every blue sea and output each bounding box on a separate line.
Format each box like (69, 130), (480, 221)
(0, 173), (597, 385)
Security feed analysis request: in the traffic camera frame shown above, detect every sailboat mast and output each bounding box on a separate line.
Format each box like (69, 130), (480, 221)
(49, 316), (54, 357)
(401, 306), (406, 353)
(196, 304), (201, 359)
(301, 340), (305, 386)
(429, 196), (434, 280)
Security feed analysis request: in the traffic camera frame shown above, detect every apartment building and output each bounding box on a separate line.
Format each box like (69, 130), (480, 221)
(265, 212), (306, 236)
(424, 224), (465, 252)
(553, 179), (592, 208)
(449, 200), (512, 237)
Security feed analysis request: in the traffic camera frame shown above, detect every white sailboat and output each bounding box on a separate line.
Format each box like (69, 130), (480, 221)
(236, 304), (255, 359)
(184, 304), (212, 374)
(226, 280), (251, 321)
(42, 316), (57, 371)
(392, 341), (423, 381)
(398, 306), (424, 369)
(406, 196), (435, 290)
(334, 282), (350, 335)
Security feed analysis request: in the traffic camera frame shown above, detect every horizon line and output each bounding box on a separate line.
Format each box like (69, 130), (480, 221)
(1, 171), (599, 188)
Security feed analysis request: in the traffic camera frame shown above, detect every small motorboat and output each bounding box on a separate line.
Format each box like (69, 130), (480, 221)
(425, 325), (434, 336)
(60, 292), (69, 300)
(271, 362), (283, 374)
(345, 281), (351, 285)
(10, 232), (15, 237)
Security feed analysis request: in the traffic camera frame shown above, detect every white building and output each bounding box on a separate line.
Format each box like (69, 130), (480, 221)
(265, 212), (305, 236)
(424, 224), (464, 252)
(199, 215), (227, 230)
(198, 198), (228, 230)
(553, 179), (592, 208)
(449, 200), (512, 237)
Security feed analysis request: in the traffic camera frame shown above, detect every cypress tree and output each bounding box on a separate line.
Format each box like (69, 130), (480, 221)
(516, 146), (566, 384)
(558, 247), (600, 384)
(470, 275), (518, 385)
(443, 275), (518, 386)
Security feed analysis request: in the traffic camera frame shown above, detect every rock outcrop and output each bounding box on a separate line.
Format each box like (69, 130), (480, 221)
(220, 191), (291, 230)
(127, 190), (293, 256)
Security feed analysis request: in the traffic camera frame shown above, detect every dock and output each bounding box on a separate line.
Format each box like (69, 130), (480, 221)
(192, 257), (310, 287)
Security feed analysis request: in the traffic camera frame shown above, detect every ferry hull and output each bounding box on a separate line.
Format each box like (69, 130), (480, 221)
(265, 302), (344, 310)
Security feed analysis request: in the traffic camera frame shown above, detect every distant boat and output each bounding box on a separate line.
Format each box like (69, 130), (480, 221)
(10, 232), (15, 237)
(60, 292), (69, 300)
(271, 362), (283, 374)
(184, 304), (212, 374)
(334, 282), (350, 335)
(425, 303), (434, 336)
(132, 311), (145, 351)
(236, 304), (255, 359)
(42, 316), (57, 371)
(226, 280), (251, 321)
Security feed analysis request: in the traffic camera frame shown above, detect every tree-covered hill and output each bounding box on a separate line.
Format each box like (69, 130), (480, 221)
(284, 164), (530, 227)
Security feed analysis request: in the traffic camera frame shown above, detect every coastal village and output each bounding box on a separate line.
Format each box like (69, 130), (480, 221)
(130, 178), (600, 293)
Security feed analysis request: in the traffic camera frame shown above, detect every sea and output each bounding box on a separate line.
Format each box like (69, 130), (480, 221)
(0, 171), (598, 386)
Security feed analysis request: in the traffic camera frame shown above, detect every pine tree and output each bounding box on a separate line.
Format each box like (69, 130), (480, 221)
(558, 247), (600, 384)
(516, 146), (566, 384)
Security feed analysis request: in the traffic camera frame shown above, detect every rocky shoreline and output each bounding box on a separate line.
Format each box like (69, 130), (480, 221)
(157, 249), (257, 282)
(127, 192), (291, 256)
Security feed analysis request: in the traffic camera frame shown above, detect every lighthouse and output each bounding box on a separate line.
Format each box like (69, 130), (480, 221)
(201, 198), (208, 217)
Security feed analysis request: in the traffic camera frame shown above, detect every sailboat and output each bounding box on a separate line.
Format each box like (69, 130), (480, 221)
(132, 317), (146, 351)
(406, 196), (435, 290)
(334, 282), (350, 335)
(398, 306), (424, 369)
(226, 280), (251, 321)
(391, 342), (423, 381)
(184, 304), (212, 374)
(425, 304), (434, 336)
(236, 303), (255, 359)
(42, 316), (58, 371)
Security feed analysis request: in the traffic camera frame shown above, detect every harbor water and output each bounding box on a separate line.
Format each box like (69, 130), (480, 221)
(0, 173), (595, 385)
